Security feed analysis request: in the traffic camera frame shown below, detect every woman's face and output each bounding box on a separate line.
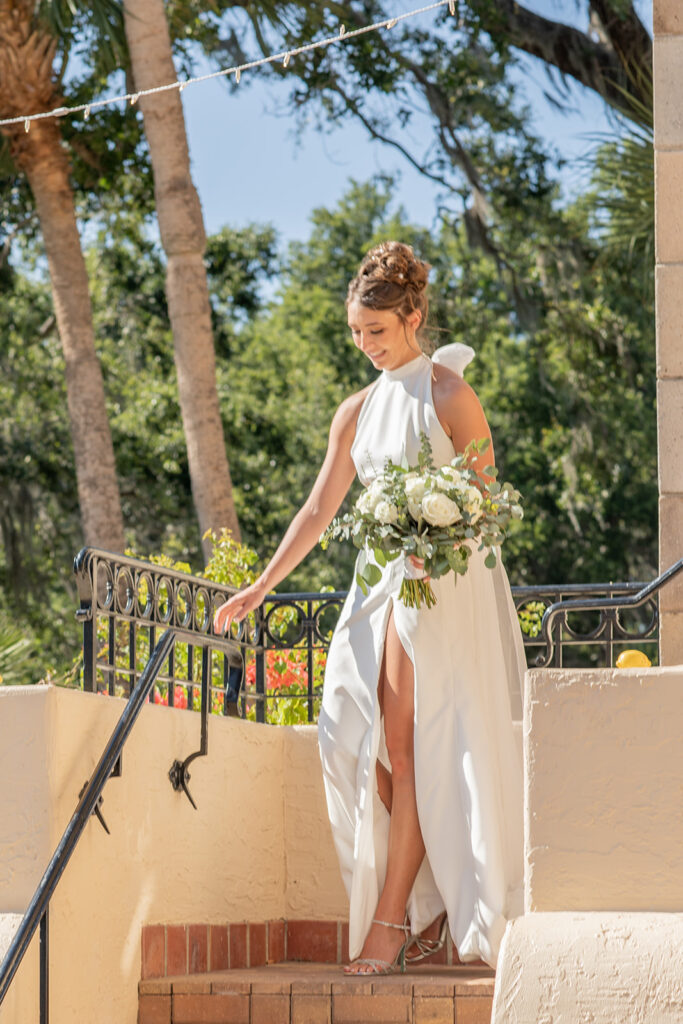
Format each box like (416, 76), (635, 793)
(347, 301), (421, 372)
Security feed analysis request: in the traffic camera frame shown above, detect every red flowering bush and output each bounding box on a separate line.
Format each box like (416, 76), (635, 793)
(153, 684), (189, 709)
(242, 647), (327, 725)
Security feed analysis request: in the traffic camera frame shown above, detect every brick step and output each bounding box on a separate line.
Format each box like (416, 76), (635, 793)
(139, 962), (495, 1024)
(141, 920), (485, 980)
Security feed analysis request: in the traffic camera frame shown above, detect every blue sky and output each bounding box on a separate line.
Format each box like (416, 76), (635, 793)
(178, 0), (653, 243)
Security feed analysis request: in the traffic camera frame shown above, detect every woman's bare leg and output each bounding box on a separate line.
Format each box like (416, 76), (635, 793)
(346, 611), (425, 972)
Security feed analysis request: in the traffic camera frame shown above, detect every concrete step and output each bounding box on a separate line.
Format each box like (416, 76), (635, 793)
(139, 962), (495, 1023)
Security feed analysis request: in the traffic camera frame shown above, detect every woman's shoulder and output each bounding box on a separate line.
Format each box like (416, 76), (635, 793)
(431, 361), (475, 403)
(431, 362), (486, 439)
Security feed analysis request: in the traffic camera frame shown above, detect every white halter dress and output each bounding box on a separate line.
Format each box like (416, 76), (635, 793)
(317, 345), (525, 968)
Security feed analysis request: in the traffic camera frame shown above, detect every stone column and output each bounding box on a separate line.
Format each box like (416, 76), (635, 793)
(654, 1), (683, 665)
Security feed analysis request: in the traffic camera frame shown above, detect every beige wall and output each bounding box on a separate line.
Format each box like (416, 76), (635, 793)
(0, 686), (346, 1024)
(524, 666), (683, 912)
(654, 0), (683, 663)
(493, 911), (683, 1023)
(493, 663), (683, 1022)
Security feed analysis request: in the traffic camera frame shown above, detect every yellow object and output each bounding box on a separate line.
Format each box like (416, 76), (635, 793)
(616, 649), (652, 668)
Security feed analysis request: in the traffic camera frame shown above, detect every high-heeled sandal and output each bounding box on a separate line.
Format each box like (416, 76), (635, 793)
(404, 911), (448, 964)
(343, 916), (411, 975)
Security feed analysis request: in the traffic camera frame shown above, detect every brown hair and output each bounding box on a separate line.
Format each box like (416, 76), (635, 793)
(346, 241), (432, 353)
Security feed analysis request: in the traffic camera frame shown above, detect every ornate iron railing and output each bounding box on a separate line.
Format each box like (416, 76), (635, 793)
(71, 548), (680, 725)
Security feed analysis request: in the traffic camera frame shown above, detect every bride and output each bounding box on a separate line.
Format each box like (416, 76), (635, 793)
(214, 241), (525, 975)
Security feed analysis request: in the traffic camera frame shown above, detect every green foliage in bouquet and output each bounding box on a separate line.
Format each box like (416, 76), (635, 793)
(321, 434), (524, 609)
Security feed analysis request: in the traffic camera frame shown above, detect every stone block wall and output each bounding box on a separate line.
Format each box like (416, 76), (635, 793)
(654, 0), (683, 663)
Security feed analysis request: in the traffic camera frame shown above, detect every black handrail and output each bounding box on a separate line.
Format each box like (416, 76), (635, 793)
(533, 557), (683, 667)
(0, 628), (175, 1017)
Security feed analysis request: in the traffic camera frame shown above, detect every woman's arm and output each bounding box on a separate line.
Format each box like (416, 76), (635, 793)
(213, 387), (370, 632)
(431, 364), (496, 484)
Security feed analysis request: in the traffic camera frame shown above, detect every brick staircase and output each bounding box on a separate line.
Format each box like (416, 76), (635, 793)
(139, 963), (495, 1023)
(138, 920), (495, 1023)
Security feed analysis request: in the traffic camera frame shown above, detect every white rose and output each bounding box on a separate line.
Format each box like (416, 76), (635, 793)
(374, 500), (400, 525)
(421, 492), (462, 528)
(435, 465), (464, 489)
(433, 474), (452, 492)
(404, 476), (427, 520)
(357, 477), (386, 515)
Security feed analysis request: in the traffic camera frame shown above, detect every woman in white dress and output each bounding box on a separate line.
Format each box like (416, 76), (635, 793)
(214, 241), (525, 975)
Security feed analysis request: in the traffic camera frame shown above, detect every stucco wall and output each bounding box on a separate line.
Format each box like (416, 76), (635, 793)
(524, 666), (683, 913)
(283, 727), (348, 920)
(493, 911), (683, 1023)
(0, 685), (346, 1024)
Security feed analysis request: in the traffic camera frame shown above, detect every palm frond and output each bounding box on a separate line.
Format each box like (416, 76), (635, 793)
(37, 0), (127, 71)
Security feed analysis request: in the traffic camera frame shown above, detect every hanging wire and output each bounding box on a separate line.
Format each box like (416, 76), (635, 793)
(0, 1), (452, 129)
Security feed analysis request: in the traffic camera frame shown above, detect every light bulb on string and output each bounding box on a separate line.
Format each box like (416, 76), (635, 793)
(0, 0), (452, 131)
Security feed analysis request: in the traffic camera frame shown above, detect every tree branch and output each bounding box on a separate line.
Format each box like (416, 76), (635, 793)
(328, 80), (457, 196)
(471, 0), (651, 119)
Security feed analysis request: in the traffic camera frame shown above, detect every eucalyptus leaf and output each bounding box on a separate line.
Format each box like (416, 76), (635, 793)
(362, 563), (383, 587)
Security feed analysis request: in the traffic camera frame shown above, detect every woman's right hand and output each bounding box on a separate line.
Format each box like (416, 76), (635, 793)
(406, 555), (430, 580)
(213, 579), (268, 635)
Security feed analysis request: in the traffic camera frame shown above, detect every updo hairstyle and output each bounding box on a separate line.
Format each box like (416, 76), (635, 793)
(346, 241), (432, 352)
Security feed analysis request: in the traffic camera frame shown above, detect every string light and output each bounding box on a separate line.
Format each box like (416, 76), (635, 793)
(0, 1), (452, 131)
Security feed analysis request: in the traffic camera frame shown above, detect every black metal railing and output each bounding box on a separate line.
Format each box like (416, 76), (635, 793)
(532, 556), (683, 668)
(0, 603), (258, 1021)
(0, 629), (175, 1021)
(73, 548), (345, 725)
(72, 547), (683, 724)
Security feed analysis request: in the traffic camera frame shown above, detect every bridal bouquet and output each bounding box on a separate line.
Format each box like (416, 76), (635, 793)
(321, 434), (523, 609)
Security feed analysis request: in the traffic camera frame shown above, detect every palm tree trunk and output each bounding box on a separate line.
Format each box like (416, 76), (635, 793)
(0, 8), (125, 551)
(123, 0), (241, 559)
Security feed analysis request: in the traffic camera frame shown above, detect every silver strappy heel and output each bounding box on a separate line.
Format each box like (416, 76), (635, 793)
(343, 916), (411, 975)
(405, 911), (449, 964)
